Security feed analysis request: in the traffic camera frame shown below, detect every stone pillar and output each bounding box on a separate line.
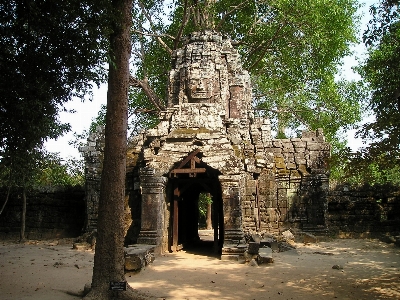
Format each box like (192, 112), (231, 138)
(220, 176), (247, 261)
(137, 168), (167, 250)
(219, 175), (244, 243)
(79, 126), (104, 233)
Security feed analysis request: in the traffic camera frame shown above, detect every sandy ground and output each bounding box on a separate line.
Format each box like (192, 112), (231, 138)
(0, 237), (399, 300)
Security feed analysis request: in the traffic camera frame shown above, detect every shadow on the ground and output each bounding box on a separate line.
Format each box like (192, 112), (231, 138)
(180, 240), (221, 259)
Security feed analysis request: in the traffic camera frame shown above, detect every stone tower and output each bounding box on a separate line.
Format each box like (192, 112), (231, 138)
(81, 31), (330, 259)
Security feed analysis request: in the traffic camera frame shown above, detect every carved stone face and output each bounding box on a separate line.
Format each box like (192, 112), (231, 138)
(186, 68), (213, 102)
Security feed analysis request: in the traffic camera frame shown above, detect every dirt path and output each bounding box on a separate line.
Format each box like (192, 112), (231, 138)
(0, 239), (399, 299)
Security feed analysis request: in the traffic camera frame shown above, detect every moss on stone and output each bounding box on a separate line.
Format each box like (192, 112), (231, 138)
(274, 156), (286, 169)
(232, 144), (244, 159)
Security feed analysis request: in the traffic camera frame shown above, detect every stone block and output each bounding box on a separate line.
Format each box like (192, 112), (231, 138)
(282, 230), (295, 241)
(125, 254), (145, 271)
(221, 255), (240, 261)
(248, 242), (260, 254)
(262, 239), (279, 252)
(258, 247), (274, 264)
(243, 250), (258, 262)
(272, 140), (283, 148)
(298, 164), (309, 176)
(303, 232), (318, 244)
(124, 245), (155, 272)
(274, 157), (286, 169)
(251, 233), (262, 243)
(73, 242), (90, 250)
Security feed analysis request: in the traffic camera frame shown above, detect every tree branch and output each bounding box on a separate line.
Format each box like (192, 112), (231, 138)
(248, 22), (287, 71)
(132, 29), (175, 42)
(129, 76), (166, 111)
(174, 0), (190, 49)
(137, 0), (172, 54)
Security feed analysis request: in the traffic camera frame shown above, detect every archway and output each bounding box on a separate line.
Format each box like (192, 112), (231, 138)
(168, 150), (223, 255)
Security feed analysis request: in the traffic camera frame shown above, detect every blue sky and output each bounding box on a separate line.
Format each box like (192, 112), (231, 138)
(44, 0), (377, 161)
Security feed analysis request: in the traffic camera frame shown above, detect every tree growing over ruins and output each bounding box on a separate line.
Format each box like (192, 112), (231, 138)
(127, 0), (363, 144)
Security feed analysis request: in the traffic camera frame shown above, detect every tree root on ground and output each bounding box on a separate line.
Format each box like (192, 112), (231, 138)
(82, 284), (156, 300)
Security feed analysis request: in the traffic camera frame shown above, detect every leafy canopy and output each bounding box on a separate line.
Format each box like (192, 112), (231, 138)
(358, 1), (400, 162)
(339, 0), (400, 186)
(0, 0), (112, 194)
(0, 0), (110, 156)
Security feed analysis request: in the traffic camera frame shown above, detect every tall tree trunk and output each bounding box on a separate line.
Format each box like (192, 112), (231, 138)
(20, 187), (26, 243)
(83, 0), (146, 299)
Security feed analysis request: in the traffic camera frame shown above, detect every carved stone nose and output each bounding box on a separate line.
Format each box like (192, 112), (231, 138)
(197, 79), (205, 90)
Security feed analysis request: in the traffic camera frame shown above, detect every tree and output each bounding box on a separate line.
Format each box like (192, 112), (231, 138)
(358, 1), (400, 167)
(0, 0), (110, 150)
(198, 193), (213, 229)
(0, 147), (44, 241)
(0, 0), (111, 240)
(339, 1), (400, 186)
(121, 0), (365, 183)
(0, 0), (110, 193)
(83, 0), (147, 299)
(33, 153), (84, 187)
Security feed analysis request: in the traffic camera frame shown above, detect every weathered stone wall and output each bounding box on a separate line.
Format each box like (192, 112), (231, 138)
(0, 186), (85, 239)
(242, 129), (330, 233)
(327, 184), (400, 237)
(2, 183), (398, 242)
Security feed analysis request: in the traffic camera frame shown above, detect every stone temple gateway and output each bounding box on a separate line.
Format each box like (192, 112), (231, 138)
(81, 31), (330, 259)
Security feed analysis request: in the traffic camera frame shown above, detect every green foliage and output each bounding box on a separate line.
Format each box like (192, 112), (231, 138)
(88, 97), (159, 138)
(352, 1), (400, 183)
(0, 0), (111, 156)
(34, 154), (84, 187)
(0, 148), (43, 191)
(337, 149), (400, 186)
(0, 150), (84, 190)
(0, 0), (112, 196)
(85, 90), (158, 138)
(198, 193), (212, 219)
(90, 105), (108, 133)
(363, 0), (400, 46)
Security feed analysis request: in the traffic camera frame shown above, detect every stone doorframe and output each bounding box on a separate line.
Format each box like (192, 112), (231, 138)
(168, 149), (223, 252)
(136, 152), (244, 256)
(168, 177), (223, 253)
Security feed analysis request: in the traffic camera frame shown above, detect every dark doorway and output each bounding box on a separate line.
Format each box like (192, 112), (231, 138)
(168, 150), (223, 255)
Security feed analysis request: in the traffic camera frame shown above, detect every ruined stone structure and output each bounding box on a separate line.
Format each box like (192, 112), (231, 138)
(79, 127), (104, 232)
(328, 184), (400, 238)
(81, 31), (330, 259)
(0, 187), (85, 240)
